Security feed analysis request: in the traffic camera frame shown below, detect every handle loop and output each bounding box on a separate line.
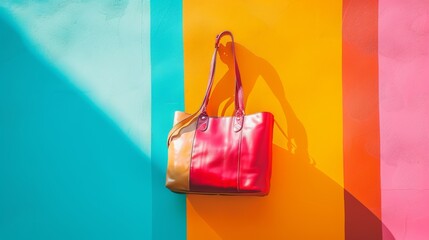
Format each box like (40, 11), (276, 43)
(200, 31), (244, 114)
(167, 31), (244, 146)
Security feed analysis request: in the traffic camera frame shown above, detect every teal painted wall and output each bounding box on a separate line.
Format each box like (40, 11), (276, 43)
(0, 1), (152, 239)
(150, 0), (186, 239)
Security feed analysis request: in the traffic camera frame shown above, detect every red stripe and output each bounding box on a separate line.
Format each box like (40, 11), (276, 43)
(342, 0), (382, 239)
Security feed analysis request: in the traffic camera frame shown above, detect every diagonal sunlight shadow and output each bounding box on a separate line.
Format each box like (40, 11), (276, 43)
(0, 10), (156, 240)
(0, 0), (151, 154)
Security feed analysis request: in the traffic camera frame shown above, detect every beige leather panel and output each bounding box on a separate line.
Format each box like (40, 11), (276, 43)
(166, 111), (195, 192)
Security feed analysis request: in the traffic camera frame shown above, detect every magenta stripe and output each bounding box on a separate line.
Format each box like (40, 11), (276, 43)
(379, 0), (429, 239)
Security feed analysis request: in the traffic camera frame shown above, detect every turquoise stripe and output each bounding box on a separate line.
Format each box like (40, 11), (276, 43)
(0, 2), (152, 239)
(150, 0), (186, 239)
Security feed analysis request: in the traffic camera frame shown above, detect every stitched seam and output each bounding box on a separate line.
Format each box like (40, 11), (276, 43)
(188, 121), (199, 192)
(236, 120), (244, 192)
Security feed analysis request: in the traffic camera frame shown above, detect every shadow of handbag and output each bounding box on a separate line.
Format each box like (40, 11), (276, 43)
(166, 31), (274, 196)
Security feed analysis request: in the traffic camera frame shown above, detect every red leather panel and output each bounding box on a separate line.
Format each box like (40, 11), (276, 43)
(189, 112), (274, 195)
(238, 112), (274, 194)
(190, 115), (241, 193)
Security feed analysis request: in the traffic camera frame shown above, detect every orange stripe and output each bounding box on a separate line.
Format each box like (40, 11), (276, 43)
(342, 0), (382, 239)
(184, 1), (344, 238)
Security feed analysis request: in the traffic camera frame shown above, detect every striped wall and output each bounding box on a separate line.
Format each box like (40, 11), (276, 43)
(0, 0), (428, 239)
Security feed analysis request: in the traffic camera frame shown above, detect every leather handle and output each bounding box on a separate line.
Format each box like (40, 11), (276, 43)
(199, 31), (245, 115)
(167, 31), (244, 146)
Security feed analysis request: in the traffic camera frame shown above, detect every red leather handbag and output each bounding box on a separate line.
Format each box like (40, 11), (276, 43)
(166, 31), (274, 196)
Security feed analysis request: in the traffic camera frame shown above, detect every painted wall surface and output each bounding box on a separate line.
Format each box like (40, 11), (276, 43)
(183, 1), (344, 239)
(379, 0), (429, 239)
(150, 0), (186, 239)
(1, 0), (428, 240)
(342, 0), (383, 239)
(0, 1), (152, 239)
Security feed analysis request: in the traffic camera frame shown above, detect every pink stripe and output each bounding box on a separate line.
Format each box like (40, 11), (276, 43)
(379, 0), (429, 239)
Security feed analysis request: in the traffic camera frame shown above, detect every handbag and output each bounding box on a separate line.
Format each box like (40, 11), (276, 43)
(166, 31), (274, 196)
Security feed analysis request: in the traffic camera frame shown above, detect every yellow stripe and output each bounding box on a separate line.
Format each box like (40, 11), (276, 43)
(184, 1), (343, 238)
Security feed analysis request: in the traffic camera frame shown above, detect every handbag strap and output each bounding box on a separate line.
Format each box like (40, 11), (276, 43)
(167, 31), (244, 146)
(199, 31), (244, 115)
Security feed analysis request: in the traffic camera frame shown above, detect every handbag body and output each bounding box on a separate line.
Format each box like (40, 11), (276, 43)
(166, 31), (274, 196)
